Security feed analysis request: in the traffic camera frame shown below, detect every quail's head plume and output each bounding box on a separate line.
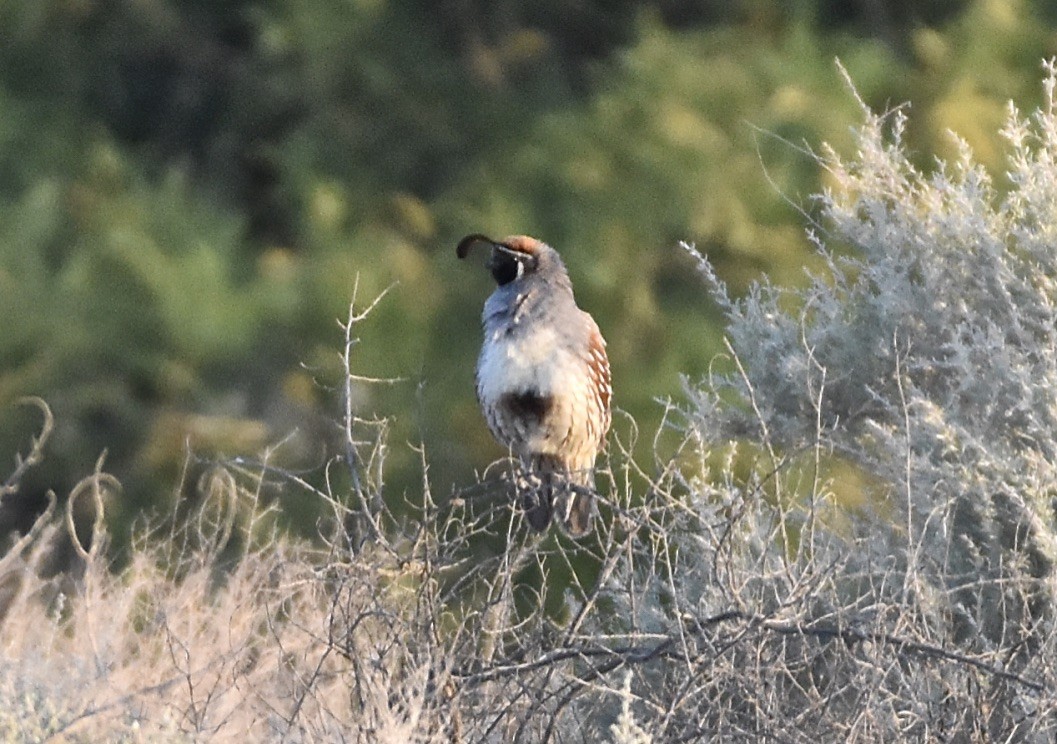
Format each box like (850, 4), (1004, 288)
(457, 233), (611, 536)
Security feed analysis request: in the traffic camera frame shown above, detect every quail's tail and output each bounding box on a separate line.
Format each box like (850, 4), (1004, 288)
(526, 455), (595, 537)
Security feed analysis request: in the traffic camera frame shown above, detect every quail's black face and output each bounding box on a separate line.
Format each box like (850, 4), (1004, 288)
(488, 249), (521, 286)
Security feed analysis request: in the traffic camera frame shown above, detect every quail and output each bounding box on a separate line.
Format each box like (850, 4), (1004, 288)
(457, 233), (611, 536)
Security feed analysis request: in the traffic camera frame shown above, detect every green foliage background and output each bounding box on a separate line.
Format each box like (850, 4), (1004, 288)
(2, 0), (1056, 540)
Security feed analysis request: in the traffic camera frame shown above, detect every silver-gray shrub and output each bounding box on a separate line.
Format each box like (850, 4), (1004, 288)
(665, 61), (1057, 738)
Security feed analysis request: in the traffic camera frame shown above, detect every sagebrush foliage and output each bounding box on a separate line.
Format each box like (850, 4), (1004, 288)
(677, 60), (1057, 737)
(688, 59), (1057, 638)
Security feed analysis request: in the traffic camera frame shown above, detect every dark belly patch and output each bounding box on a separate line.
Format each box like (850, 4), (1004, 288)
(501, 390), (554, 423)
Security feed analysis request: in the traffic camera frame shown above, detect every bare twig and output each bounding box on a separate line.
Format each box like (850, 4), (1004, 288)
(1, 397), (54, 499)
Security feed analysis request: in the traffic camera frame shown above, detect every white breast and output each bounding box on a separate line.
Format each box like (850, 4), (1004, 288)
(476, 323), (562, 405)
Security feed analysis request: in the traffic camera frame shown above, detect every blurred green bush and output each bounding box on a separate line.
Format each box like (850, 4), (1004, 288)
(1, 0), (1055, 543)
